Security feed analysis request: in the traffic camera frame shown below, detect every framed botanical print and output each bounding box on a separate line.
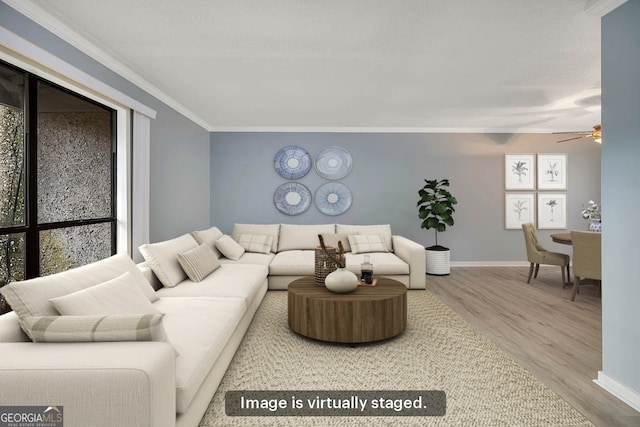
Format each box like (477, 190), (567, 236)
(505, 154), (535, 190)
(537, 192), (567, 229)
(537, 153), (567, 190)
(505, 193), (535, 229)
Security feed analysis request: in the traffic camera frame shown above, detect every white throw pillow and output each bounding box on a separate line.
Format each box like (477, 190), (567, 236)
(237, 233), (274, 254)
(21, 314), (167, 343)
(337, 224), (393, 251)
(139, 234), (199, 288)
(49, 271), (161, 316)
(348, 234), (389, 254)
(232, 223), (280, 253)
(0, 253), (157, 320)
(177, 244), (221, 282)
(191, 226), (224, 258)
(215, 235), (246, 260)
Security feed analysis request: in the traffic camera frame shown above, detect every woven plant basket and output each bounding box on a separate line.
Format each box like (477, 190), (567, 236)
(314, 246), (337, 286)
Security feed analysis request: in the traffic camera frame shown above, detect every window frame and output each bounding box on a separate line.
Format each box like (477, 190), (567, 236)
(0, 63), (117, 278)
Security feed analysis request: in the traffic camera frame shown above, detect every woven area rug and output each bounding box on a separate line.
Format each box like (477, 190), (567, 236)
(199, 290), (593, 426)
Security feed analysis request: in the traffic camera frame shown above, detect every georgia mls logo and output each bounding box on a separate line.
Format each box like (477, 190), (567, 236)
(0, 405), (63, 427)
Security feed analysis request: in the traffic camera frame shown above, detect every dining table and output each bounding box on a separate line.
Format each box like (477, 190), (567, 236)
(550, 233), (572, 245)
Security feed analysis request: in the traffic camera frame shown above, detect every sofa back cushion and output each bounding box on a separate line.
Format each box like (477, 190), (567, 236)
(232, 224), (280, 253)
(139, 234), (199, 288)
(336, 224), (393, 251)
(278, 224), (336, 251)
(0, 253), (157, 320)
(191, 226), (224, 258)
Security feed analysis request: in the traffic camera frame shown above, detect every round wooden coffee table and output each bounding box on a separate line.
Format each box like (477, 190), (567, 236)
(287, 276), (407, 344)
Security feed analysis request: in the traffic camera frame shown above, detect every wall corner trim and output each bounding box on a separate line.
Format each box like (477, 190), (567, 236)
(584, 0), (629, 17)
(594, 371), (640, 412)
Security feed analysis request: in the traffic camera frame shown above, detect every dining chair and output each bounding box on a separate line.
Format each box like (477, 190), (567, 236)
(570, 230), (602, 301)
(521, 223), (571, 286)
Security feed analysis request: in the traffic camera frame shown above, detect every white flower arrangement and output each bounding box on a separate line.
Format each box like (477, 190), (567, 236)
(581, 200), (601, 220)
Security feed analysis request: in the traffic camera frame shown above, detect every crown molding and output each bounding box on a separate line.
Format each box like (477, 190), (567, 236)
(3, 0), (212, 130)
(0, 26), (157, 118)
(209, 126), (582, 134)
(584, 0), (628, 17)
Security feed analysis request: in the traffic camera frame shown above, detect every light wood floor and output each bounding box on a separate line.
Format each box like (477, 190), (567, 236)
(425, 266), (640, 427)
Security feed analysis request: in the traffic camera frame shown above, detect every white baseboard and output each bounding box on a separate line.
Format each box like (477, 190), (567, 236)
(450, 261), (530, 267)
(594, 371), (640, 412)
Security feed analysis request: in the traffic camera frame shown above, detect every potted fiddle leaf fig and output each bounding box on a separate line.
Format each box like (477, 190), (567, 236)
(417, 179), (458, 275)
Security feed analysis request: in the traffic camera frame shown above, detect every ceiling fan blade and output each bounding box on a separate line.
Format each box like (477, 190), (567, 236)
(552, 130), (590, 135)
(556, 135), (589, 143)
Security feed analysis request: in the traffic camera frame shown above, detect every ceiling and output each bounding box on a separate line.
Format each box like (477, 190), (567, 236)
(5, 0), (618, 133)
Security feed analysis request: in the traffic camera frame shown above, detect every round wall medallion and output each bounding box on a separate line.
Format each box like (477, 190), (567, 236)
(274, 182), (311, 215)
(315, 182), (352, 215)
(315, 146), (352, 180)
(274, 146), (312, 179)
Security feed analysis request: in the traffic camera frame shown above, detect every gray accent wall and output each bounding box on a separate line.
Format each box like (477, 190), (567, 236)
(601, 0), (640, 399)
(0, 4), (211, 243)
(211, 132), (600, 262)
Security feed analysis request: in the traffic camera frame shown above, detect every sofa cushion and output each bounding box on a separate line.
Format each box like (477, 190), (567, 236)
(177, 244), (221, 282)
(215, 235), (245, 260)
(237, 233), (274, 254)
(348, 234), (389, 254)
(191, 226), (224, 258)
(0, 253), (157, 320)
(232, 223), (280, 253)
(337, 224), (393, 251)
(218, 252), (275, 267)
(20, 314), (167, 343)
(278, 224), (335, 251)
(320, 232), (353, 252)
(139, 234), (199, 288)
(155, 264), (268, 309)
(152, 296), (246, 414)
(345, 253), (410, 275)
(49, 271), (162, 316)
(269, 250), (316, 276)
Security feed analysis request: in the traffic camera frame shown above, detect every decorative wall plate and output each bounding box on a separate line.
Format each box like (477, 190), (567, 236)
(314, 146), (352, 180)
(274, 182), (312, 215)
(315, 182), (352, 216)
(274, 146), (312, 179)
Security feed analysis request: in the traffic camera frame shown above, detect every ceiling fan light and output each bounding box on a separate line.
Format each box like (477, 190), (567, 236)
(595, 137), (602, 144)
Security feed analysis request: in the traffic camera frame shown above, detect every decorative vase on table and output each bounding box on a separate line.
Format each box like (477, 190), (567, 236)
(325, 268), (359, 294)
(589, 219), (602, 232)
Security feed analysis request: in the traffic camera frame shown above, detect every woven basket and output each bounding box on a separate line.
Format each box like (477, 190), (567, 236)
(314, 246), (337, 286)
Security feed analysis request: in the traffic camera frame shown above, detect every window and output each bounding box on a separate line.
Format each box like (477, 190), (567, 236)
(0, 61), (116, 312)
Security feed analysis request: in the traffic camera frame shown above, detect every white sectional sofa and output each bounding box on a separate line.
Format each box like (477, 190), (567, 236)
(0, 223), (424, 427)
(192, 223), (426, 290)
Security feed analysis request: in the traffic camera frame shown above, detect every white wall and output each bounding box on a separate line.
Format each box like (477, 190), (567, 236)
(600, 0), (640, 405)
(211, 131), (600, 262)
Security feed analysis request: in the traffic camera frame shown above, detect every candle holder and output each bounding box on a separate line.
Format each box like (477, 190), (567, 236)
(314, 246), (337, 286)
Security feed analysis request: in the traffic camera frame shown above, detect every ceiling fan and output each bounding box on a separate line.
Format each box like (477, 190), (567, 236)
(554, 124), (602, 143)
